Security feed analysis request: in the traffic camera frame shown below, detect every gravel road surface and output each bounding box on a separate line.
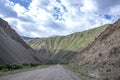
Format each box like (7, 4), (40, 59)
(0, 65), (80, 80)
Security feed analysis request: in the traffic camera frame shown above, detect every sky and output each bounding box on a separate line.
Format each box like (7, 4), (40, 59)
(0, 0), (120, 37)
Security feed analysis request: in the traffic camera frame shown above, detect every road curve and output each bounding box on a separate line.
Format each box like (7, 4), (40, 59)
(0, 65), (80, 80)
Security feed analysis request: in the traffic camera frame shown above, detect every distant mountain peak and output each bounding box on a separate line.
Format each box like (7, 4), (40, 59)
(21, 36), (39, 40)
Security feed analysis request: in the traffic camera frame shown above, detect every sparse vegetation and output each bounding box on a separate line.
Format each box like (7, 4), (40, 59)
(110, 46), (120, 57)
(46, 60), (69, 65)
(0, 64), (22, 71)
(64, 65), (97, 80)
(0, 64), (49, 76)
(0, 63), (41, 71)
(99, 53), (102, 57)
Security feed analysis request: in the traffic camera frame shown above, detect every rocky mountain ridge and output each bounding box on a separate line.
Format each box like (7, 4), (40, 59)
(71, 19), (120, 80)
(0, 18), (40, 64)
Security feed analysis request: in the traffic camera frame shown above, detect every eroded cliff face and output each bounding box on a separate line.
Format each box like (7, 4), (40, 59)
(0, 18), (40, 64)
(72, 20), (120, 65)
(72, 20), (120, 80)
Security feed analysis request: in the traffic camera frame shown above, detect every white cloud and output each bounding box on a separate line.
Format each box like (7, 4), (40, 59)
(80, 0), (97, 12)
(0, 0), (120, 37)
(14, 3), (27, 16)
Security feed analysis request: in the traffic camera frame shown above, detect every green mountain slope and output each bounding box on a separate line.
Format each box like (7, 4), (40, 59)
(26, 24), (109, 63)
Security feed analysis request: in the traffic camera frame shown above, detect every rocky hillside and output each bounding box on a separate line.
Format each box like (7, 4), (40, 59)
(0, 18), (41, 64)
(72, 20), (120, 80)
(26, 24), (109, 63)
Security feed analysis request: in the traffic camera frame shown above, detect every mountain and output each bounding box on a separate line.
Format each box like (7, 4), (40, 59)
(26, 24), (109, 63)
(0, 18), (41, 64)
(71, 20), (120, 80)
(21, 36), (38, 40)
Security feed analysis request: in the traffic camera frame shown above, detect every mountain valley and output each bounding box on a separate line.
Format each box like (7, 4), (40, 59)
(0, 18), (120, 80)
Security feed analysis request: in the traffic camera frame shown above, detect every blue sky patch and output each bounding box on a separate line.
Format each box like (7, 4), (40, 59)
(56, 0), (61, 3)
(9, 0), (32, 9)
(53, 7), (63, 20)
(61, 5), (67, 12)
(104, 14), (111, 19)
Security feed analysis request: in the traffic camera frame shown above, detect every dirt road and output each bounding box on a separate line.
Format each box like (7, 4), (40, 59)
(0, 65), (80, 80)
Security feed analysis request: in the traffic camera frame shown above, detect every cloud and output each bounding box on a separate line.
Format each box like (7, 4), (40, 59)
(0, 0), (120, 37)
(46, 21), (66, 31)
(0, 0), (18, 18)
(95, 0), (120, 11)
